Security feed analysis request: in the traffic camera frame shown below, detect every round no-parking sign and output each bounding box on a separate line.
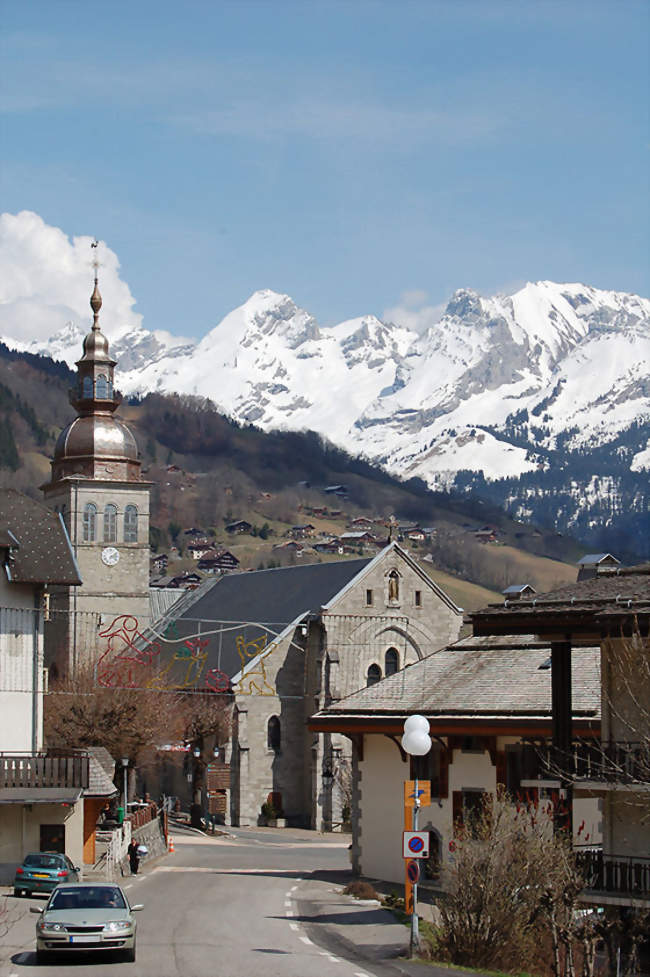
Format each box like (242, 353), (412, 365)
(402, 831), (430, 859)
(406, 859), (420, 884)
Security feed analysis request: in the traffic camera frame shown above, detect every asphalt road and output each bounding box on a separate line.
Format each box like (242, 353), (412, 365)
(0, 825), (407, 977)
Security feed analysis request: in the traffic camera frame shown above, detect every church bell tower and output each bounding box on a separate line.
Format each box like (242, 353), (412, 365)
(43, 245), (151, 671)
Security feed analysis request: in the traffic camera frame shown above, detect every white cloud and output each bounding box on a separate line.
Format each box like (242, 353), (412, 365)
(0, 211), (142, 343)
(383, 290), (447, 335)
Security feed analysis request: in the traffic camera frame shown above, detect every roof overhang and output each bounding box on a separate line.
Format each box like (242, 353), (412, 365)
(309, 714), (600, 738)
(0, 787), (83, 805)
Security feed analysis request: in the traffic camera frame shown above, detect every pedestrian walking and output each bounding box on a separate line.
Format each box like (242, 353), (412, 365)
(127, 839), (140, 875)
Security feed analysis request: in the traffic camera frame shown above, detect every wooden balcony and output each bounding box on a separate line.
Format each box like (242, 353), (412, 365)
(541, 740), (649, 785)
(577, 849), (650, 899)
(0, 751), (89, 790)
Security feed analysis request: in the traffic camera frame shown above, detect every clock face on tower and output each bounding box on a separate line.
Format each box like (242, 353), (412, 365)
(101, 546), (120, 567)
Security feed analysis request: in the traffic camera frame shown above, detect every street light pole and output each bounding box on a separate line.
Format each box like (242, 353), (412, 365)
(121, 757), (129, 815)
(401, 715), (432, 959)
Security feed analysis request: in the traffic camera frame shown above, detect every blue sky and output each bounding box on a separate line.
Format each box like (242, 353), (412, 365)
(1, 0), (648, 338)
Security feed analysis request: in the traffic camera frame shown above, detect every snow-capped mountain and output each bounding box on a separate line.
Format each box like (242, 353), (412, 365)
(3, 281), (650, 491)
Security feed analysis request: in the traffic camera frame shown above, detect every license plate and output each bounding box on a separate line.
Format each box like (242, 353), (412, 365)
(33, 874), (49, 878)
(69, 935), (97, 943)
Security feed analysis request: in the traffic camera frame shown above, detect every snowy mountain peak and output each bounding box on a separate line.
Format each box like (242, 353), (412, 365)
(2, 278), (649, 491)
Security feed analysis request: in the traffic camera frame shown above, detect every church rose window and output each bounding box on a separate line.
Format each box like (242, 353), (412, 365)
(124, 505), (138, 543)
(367, 663), (382, 687)
(103, 504), (117, 542)
(385, 648), (399, 676)
(96, 375), (109, 399)
(83, 503), (97, 542)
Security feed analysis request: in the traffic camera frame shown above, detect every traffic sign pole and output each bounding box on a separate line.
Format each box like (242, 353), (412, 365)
(410, 778), (420, 956)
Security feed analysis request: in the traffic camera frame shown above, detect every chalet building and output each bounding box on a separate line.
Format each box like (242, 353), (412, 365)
(471, 559), (650, 907)
(288, 525), (315, 539)
(311, 634), (601, 886)
(225, 520), (252, 535)
(502, 584), (536, 601)
(142, 543), (463, 830)
(197, 550), (240, 574)
(577, 553), (620, 581)
(41, 273), (151, 674)
(340, 531), (376, 545)
(187, 540), (213, 560)
(0, 490), (115, 881)
(150, 553), (168, 574)
(349, 517), (374, 529)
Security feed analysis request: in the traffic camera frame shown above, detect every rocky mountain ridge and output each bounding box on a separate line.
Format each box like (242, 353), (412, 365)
(4, 279), (649, 558)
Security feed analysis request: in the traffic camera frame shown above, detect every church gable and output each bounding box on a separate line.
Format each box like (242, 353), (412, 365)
(321, 543), (463, 699)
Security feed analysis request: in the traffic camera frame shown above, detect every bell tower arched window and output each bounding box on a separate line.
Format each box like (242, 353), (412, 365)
(96, 375), (109, 399)
(385, 648), (399, 676)
(367, 664), (382, 687)
(83, 503), (97, 542)
(103, 503), (117, 542)
(124, 505), (138, 543)
(267, 716), (281, 752)
(82, 376), (93, 399)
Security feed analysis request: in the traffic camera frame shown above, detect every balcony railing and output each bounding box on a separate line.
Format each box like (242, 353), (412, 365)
(541, 741), (649, 785)
(577, 849), (650, 898)
(0, 751), (89, 790)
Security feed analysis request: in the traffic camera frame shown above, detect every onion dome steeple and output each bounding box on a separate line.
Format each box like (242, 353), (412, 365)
(47, 240), (142, 484)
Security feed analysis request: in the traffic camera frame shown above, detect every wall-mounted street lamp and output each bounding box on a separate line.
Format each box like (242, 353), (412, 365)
(401, 716), (432, 957)
(192, 746), (201, 759)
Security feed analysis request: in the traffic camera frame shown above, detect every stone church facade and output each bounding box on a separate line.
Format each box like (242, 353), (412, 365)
(227, 543), (463, 829)
(42, 274), (150, 673)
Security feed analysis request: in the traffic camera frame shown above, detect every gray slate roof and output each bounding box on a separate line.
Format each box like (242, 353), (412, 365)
(85, 747), (118, 798)
(475, 565), (650, 623)
(0, 490), (81, 586)
(148, 557), (372, 681)
(314, 634), (600, 720)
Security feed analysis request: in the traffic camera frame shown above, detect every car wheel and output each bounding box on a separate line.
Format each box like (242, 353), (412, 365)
(123, 939), (136, 963)
(13, 888), (22, 898)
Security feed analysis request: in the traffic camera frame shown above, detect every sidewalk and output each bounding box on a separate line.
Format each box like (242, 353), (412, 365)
(297, 875), (497, 977)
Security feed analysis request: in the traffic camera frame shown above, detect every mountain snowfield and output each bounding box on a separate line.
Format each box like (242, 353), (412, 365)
(3, 280), (650, 488)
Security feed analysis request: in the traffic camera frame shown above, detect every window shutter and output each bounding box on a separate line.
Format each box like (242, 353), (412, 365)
(452, 790), (463, 832)
(495, 751), (507, 788)
(438, 749), (449, 798)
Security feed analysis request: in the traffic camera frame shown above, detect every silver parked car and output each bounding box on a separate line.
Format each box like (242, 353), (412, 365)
(31, 882), (143, 963)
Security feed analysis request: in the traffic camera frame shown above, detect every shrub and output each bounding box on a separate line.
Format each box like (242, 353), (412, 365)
(343, 881), (378, 901)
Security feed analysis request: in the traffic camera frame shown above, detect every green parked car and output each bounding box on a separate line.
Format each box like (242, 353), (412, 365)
(14, 852), (80, 897)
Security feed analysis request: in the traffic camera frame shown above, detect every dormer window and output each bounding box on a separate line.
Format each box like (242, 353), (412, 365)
(103, 503), (117, 542)
(83, 503), (97, 542)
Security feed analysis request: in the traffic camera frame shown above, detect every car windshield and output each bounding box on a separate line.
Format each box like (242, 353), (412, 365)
(24, 855), (61, 869)
(48, 887), (127, 910)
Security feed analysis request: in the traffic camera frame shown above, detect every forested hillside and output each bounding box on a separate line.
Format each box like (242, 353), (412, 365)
(0, 342), (589, 596)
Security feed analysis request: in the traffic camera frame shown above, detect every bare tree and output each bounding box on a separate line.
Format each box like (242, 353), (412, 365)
(438, 790), (585, 976)
(177, 691), (233, 828)
(44, 664), (183, 783)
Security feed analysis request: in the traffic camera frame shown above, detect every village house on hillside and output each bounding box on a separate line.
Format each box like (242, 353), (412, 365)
(143, 543), (463, 829)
